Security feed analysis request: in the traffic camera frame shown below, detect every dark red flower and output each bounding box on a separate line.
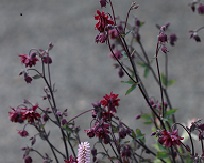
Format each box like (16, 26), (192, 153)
(95, 10), (114, 32)
(23, 72), (32, 84)
(22, 104), (41, 123)
(8, 108), (24, 123)
(85, 122), (110, 143)
(23, 155), (32, 163)
(158, 129), (184, 147)
(18, 130), (29, 137)
(158, 32), (168, 43)
(100, 0), (107, 8)
(169, 33), (177, 46)
(198, 3), (204, 14)
(19, 53), (38, 68)
(100, 92), (120, 108)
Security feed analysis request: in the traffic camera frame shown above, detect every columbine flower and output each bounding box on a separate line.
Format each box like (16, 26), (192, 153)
(78, 142), (90, 163)
(109, 50), (123, 60)
(100, 92), (120, 108)
(95, 32), (107, 43)
(23, 155), (32, 163)
(158, 32), (168, 43)
(169, 33), (177, 46)
(161, 45), (169, 54)
(95, 10), (114, 32)
(85, 122), (110, 143)
(198, 3), (204, 14)
(23, 71), (32, 84)
(8, 107), (24, 123)
(19, 53), (38, 68)
(158, 129), (184, 147)
(22, 104), (41, 123)
(100, 0), (107, 8)
(108, 28), (119, 39)
(18, 130), (29, 137)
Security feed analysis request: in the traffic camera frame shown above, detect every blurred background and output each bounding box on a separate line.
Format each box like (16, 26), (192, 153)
(1, 0), (204, 162)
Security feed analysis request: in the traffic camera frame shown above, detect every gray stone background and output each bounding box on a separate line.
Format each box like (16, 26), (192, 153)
(1, 0), (204, 162)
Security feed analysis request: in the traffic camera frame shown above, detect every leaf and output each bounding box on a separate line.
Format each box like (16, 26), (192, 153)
(125, 84), (136, 95)
(144, 67), (150, 78)
(160, 73), (175, 86)
(160, 73), (168, 86)
(167, 79), (175, 86)
(135, 129), (145, 142)
(165, 109), (177, 116)
(156, 151), (168, 159)
(33, 74), (41, 80)
(138, 62), (150, 78)
(141, 113), (152, 124)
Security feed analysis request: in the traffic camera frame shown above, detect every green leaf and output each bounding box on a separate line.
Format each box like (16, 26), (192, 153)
(160, 73), (168, 86)
(33, 74), (41, 80)
(143, 121), (152, 125)
(168, 79), (175, 86)
(144, 67), (150, 78)
(132, 130), (136, 139)
(141, 113), (152, 121)
(125, 84), (136, 95)
(160, 73), (175, 86)
(135, 129), (145, 142)
(138, 62), (150, 78)
(156, 151), (168, 159)
(165, 109), (177, 116)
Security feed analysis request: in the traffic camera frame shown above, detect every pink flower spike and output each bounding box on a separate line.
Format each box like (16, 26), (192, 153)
(78, 142), (90, 163)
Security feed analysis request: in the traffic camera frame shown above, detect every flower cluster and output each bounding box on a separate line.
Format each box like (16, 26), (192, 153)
(9, 103), (41, 124)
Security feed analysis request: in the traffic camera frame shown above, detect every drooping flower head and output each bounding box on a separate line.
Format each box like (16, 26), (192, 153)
(19, 53), (39, 68)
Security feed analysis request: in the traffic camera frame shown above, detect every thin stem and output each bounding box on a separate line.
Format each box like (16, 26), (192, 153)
(155, 42), (165, 119)
(172, 123), (194, 156)
(67, 109), (93, 124)
(101, 142), (114, 163)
